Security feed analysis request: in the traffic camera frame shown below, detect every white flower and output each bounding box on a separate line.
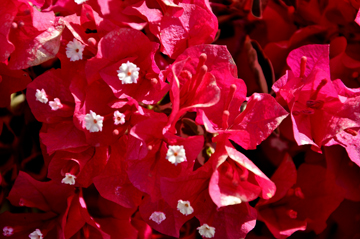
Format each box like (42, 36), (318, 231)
(84, 110), (104, 133)
(35, 89), (48, 104)
(117, 61), (140, 84)
(3, 226), (14, 237)
(113, 110), (125, 125)
(177, 200), (194, 216)
(166, 145), (186, 165)
(61, 173), (76, 185)
(197, 224), (215, 238)
(66, 38), (85, 61)
(29, 229), (43, 239)
(149, 211), (166, 224)
(74, 0), (87, 4)
(49, 98), (63, 111)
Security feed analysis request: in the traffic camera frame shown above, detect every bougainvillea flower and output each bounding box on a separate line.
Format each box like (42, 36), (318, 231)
(0, 63), (31, 107)
(209, 142), (276, 208)
(60, 190), (112, 239)
(7, 2), (64, 70)
(127, 111), (204, 199)
(85, 28), (168, 104)
(39, 120), (89, 155)
(93, 137), (144, 209)
(129, 0), (218, 58)
(0, 211), (58, 239)
(323, 79), (360, 166)
(163, 44), (244, 127)
(72, 78), (141, 147)
(0, 172), (76, 238)
(160, 162), (257, 238)
(199, 92), (288, 150)
(84, 192), (139, 239)
(273, 44), (360, 151)
(256, 154), (306, 238)
(26, 68), (75, 124)
(96, 0), (146, 30)
(139, 196), (190, 238)
(257, 156), (345, 238)
(7, 171), (75, 213)
(48, 146), (109, 188)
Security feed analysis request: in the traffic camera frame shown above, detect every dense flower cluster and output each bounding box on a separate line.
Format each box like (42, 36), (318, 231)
(0, 0), (360, 238)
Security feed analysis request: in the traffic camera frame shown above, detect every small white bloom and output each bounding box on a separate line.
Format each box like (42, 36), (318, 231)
(113, 110), (125, 125)
(35, 89), (48, 104)
(74, 0), (87, 4)
(197, 224), (215, 238)
(29, 229), (43, 239)
(3, 226), (14, 237)
(117, 61), (140, 84)
(61, 173), (76, 185)
(149, 211), (166, 224)
(49, 98), (63, 111)
(166, 145), (186, 166)
(84, 110), (104, 133)
(66, 38), (85, 61)
(177, 200), (194, 216)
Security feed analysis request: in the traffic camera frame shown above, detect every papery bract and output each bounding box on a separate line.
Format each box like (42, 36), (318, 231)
(93, 136), (144, 208)
(0, 63), (31, 107)
(209, 142), (276, 208)
(85, 28), (168, 104)
(8, 3), (64, 69)
(26, 68), (75, 124)
(273, 44), (360, 152)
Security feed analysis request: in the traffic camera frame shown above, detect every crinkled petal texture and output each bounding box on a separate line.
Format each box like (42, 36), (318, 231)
(85, 28), (169, 104)
(215, 93), (289, 150)
(157, 2), (218, 58)
(209, 143), (276, 208)
(8, 5), (64, 70)
(273, 44), (360, 150)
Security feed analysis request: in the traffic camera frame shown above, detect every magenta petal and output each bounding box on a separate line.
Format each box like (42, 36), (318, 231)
(139, 196), (188, 238)
(7, 171), (74, 214)
(230, 93), (289, 149)
(40, 120), (88, 155)
(287, 44), (330, 79)
(93, 138), (143, 208)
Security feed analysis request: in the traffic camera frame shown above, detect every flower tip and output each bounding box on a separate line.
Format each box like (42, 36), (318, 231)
(149, 211), (166, 224)
(199, 53), (207, 62)
(151, 78), (158, 86)
(300, 56), (307, 78)
(11, 22), (18, 29)
(87, 37), (97, 47)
